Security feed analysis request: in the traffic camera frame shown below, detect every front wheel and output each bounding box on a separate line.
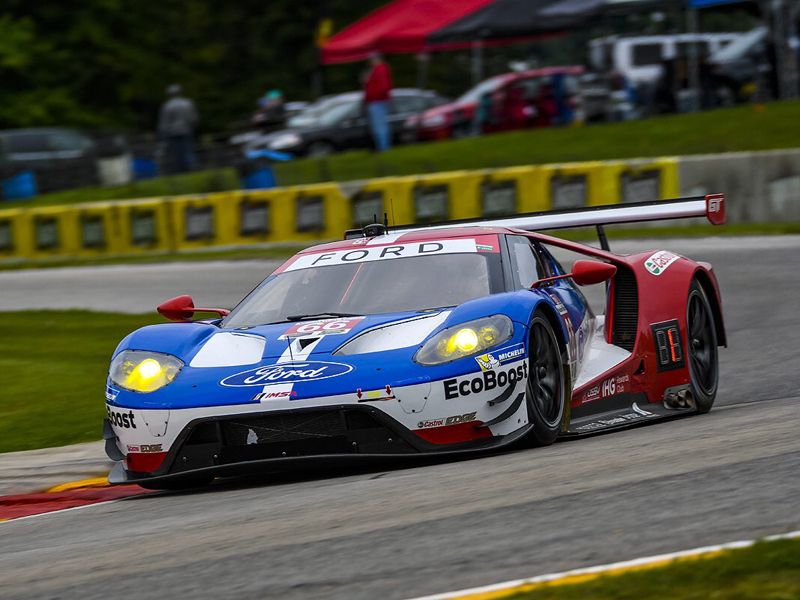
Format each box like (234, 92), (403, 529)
(686, 281), (719, 413)
(524, 313), (568, 446)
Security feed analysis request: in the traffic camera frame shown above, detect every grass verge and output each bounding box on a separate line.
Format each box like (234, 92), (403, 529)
(505, 537), (800, 600)
(0, 223), (797, 272)
(273, 100), (800, 185)
(0, 310), (160, 453)
(1, 168), (240, 210)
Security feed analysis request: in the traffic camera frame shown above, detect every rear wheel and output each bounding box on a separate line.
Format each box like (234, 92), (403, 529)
(686, 281), (719, 413)
(524, 313), (568, 446)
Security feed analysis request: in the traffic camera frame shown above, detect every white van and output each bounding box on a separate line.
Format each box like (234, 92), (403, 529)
(589, 33), (744, 84)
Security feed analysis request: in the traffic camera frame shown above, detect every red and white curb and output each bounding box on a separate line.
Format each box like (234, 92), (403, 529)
(408, 529), (800, 600)
(0, 476), (153, 522)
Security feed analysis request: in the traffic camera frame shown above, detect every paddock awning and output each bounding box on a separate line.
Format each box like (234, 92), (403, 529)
(321, 0), (496, 64)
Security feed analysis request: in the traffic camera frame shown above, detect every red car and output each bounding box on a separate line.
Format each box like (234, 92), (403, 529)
(411, 66), (585, 141)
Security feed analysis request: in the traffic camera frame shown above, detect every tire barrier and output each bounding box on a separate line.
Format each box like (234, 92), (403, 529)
(0, 156), (682, 262)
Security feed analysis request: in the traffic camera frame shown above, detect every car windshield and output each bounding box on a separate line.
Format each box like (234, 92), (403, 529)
(457, 75), (506, 104)
(223, 251), (499, 329)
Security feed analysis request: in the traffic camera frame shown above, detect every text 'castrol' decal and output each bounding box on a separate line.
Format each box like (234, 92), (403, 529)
(284, 239), (477, 271)
(644, 251), (679, 276)
(220, 361), (353, 387)
(281, 316), (365, 339)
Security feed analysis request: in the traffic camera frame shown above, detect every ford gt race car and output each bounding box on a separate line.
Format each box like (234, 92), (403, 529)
(104, 195), (726, 489)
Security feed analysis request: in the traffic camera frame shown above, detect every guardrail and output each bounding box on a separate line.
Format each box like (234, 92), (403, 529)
(0, 157), (680, 261)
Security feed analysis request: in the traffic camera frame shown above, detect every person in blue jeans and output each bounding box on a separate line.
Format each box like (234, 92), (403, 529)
(363, 53), (393, 152)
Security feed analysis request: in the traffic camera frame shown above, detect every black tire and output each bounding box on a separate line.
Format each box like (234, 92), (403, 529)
(686, 280), (719, 414)
(524, 312), (569, 446)
(137, 475), (214, 491)
(307, 141), (335, 157)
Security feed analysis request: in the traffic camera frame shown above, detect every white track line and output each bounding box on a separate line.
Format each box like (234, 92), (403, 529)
(409, 529), (800, 600)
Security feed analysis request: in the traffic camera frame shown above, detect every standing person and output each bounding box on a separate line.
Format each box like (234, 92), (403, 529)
(158, 84), (198, 174)
(363, 52), (392, 152)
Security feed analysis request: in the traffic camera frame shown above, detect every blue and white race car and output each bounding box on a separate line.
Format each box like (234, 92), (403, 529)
(104, 196), (726, 489)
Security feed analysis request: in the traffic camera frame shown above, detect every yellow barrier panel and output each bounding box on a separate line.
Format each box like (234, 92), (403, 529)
(167, 193), (231, 251)
(338, 177), (414, 229)
(283, 182), (349, 242)
(0, 208), (28, 260)
(114, 199), (173, 255)
(23, 205), (81, 260)
(476, 166), (548, 216)
(385, 171), (484, 225)
(604, 157), (680, 204)
(226, 188), (295, 246)
(68, 202), (127, 257)
(538, 161), (616, 210)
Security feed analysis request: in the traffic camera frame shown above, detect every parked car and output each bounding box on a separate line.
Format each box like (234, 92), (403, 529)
(588, 33), (743, 86)
(0, 128), (98, 195)
(411, 66), (584, 141)
(246, 89), (448, 157)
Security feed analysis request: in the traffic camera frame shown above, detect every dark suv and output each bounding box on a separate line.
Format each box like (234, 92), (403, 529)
(0, 128), (98, 195)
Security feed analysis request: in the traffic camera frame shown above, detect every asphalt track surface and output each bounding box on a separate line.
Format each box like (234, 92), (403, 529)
(1, 236), (799, 600)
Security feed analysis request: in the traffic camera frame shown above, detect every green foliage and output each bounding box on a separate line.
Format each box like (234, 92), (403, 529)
(0, 0), (387, 132)
(0, 2), (759, 133)
(0, 310), (161, 453)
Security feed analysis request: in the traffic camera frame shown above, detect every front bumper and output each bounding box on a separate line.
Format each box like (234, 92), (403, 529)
(105, 403), (515, 485)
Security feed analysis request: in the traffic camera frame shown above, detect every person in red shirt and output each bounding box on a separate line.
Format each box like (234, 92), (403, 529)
(363, 52), (393, 151)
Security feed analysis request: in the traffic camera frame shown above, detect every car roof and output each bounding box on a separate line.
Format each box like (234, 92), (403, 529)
(297, 226), (514, 255)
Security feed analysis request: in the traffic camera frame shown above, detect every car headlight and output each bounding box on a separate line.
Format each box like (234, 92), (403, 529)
(109, 350), (183, 393)
(414, 315), (513, 366)
(268, 133), (302, 150)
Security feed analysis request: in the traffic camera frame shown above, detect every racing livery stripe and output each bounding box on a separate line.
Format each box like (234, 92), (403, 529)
(413, 421), (493, 445)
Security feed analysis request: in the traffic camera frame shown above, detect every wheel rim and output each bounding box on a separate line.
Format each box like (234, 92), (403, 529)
(687, 291), (717, 395)
(527, 321), (563, 427)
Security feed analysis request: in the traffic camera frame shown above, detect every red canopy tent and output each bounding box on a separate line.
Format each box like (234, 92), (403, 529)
(321, 0), (496, 65)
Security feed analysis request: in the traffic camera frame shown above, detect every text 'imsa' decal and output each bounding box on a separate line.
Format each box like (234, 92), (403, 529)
(221, 361), (353, 387)
(644, 251), (678, 276)
(284, 239), (477, 271)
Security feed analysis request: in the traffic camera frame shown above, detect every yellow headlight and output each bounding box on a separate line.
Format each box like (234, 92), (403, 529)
(110, 351), (183, 393)
(451, 328), (479, 353)
(414, 315), (513, 366)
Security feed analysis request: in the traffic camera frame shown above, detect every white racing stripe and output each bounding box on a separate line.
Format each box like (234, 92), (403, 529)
(407, 529), (800, 600)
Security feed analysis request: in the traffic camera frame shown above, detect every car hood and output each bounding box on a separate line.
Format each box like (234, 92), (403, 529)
(107, 292), (540, 410)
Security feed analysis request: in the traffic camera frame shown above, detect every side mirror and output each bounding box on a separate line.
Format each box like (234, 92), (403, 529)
(531, 260), (617, 288)
(571, 260), (618, 286)
(157, 295), (230, 322)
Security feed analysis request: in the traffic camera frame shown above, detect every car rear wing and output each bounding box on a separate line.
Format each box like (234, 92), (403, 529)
(384, 194), (726, 250)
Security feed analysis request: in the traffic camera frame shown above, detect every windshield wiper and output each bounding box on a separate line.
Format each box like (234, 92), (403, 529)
(285, 312), (361, 322)
(417, 305), (456, 313)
